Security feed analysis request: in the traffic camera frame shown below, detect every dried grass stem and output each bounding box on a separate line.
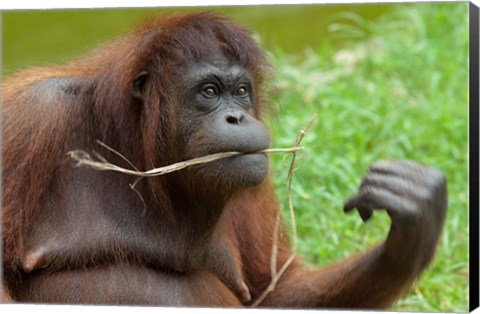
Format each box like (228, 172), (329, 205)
(68, 146), (304, 177)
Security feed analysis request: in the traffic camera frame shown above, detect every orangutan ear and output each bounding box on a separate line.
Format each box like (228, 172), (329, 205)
(132, 71), (148, 102)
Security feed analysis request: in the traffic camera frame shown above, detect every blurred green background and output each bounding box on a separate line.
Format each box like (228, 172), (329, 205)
(2, 2), (470, 312)
(3, 4), (392, 73)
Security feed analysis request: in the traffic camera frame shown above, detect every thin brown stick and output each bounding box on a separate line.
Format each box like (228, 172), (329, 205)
(286, 115), (316, 253)
(96, 140), (148, 212)
(270, 209), (281, 277)
(251, 114), (316, 307)
(96, 140), (141, 172)
(69, 145), (303, 215)
(68, 147), (304, 177)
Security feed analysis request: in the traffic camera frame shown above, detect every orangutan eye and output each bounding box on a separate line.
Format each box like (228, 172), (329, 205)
(201, 84), (219, 98)
(235, 85), (248, 97)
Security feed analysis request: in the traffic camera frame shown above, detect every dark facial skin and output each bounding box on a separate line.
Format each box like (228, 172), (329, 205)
(174, 58), (271, 194)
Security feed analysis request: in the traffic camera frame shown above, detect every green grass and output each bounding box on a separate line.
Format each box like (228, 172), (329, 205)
(267, 3), (469, 312)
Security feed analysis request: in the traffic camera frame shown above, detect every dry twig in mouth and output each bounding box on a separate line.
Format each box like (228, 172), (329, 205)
(68, 145), (304, 177)
(68, 144), (303, 212)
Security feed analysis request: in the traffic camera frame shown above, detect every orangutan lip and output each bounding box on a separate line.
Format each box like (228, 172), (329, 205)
(232, 151), (268, 161)
(234, 145), (270, 155)
(208, 146), (269, 156)
(240, 149), (266, 155)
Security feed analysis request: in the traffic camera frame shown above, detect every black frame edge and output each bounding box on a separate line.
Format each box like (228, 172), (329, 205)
(470, 1), (480, 312)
